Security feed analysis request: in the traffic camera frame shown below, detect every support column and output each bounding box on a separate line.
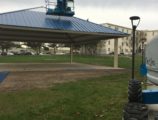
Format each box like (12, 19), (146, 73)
(114, 38), (118, 68)
(70, 43), (73, 64)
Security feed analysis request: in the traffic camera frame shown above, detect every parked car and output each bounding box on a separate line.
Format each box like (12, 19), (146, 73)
(56, 52), (65, 55)
(13, 51), (21, 55)
(24, 51), (33, 55)
(7, 52), (14, 55)
(109, 52), (114, 55)
(119, 52), (124, 55)
(13, 50), (33, 55)
(1, 52), (7, 56)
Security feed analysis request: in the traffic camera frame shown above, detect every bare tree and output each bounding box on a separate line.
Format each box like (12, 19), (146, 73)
(48, 43), (58, 54)
(0, 41), (16, 54)
(26, 42), (43, 55)
(83, 41), (99, 55)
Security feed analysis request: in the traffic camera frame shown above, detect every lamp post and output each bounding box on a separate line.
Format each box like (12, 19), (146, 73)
(124, 16), (149, 119)
(128, 16), (142, 103)
(130, 16), (140, 80)
(140, 38), (147, 77)
(141, 38), (146, 64)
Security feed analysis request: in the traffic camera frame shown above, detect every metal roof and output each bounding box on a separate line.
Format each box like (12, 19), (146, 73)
(0, 7), (128, 43)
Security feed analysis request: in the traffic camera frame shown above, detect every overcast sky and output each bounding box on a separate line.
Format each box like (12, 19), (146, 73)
(0, 0), (158, 30)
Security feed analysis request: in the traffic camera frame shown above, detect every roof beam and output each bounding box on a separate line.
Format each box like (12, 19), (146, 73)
(0, 25), (127, 37)
(0, 33), (67, 40)
(0, 38), (72, 43)
(0, 35), (70, 43)
(0, 29), (68, 39)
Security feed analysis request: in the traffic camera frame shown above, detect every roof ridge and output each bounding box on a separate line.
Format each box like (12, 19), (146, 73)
(73, 16), (124, 34)
(0, 6), (45, 15)
(73, 16), (103, 27)
(102, 23), (132, 30)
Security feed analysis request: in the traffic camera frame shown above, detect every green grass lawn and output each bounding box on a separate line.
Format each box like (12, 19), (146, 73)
(0, 55), (143, 120)
(0, 55), (142, 69)
(0, 73), (129, 120)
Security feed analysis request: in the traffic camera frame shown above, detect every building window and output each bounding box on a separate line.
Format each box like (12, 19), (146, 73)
(145, 33), (147, 37)
(122, 42), (124, 46)
(108, 41), (110, 45)
(108, 48), (110, 51)
(153, 32), (155, 36)
(126, 42), (128, 46)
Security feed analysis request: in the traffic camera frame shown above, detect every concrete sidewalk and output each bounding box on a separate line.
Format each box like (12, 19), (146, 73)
(0, 63), (123, 72)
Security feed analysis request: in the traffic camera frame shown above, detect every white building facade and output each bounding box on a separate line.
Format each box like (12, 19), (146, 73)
(97, 23), (132, 55)
(95, 23), (158, 55)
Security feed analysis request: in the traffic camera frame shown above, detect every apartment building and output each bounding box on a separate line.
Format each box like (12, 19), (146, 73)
(95, 23), (158, 55)
(97, 23), (132, 55)
(141, 30), (158, 43)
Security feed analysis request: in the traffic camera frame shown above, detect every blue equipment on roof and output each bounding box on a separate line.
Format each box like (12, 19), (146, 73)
(45, 0), (75, 16)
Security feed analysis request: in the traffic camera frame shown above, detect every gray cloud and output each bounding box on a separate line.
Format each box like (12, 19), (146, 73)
(1, 0), (158, 12)
(1, 0), (44, 8)
(0, 0), (45, 13)
(75, 0), (158, 10)
(1, 0), (44, 5)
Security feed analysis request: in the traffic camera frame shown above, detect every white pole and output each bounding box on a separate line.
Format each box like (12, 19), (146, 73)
(114, 38), (118, 68)
(70, 43), (73, 64)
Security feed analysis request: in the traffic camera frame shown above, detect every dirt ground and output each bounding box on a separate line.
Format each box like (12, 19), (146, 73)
(0, 63), (126, 91)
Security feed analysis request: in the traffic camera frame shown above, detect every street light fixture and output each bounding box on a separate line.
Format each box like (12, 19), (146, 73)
(130, 16), (140, 29)
(130, 16), (140, 80)
(128, 16), (142, 103)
